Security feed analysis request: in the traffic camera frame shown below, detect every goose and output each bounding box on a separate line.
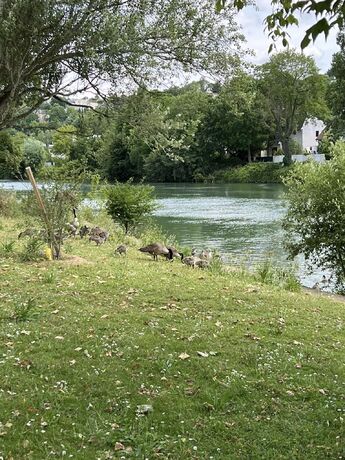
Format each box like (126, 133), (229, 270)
(66, 208), (79, 237)
(200, 249), (213, 261)
(89, 235), (105, 246)
(139, 243), (173, 261)
(115, 244), (127, 256)
(166, 246), (184, 260)
(192, 248), (213, 261)
(182, 256), (198, 268)
(182, 255), (209, 269)
(79, 225), (90, 239)
(90, 227), (109, 241)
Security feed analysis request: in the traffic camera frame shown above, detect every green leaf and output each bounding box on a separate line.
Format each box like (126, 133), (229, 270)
(300, 34), (311, 49)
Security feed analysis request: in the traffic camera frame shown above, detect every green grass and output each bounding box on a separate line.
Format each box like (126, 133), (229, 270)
(0, 218), (345, 459)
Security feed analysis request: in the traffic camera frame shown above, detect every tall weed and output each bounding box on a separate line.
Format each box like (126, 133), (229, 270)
(19, 237), (44, 262)
(255, 259), (300, 292)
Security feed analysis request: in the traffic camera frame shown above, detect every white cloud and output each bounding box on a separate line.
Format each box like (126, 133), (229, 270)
(238, 3), (339, 72)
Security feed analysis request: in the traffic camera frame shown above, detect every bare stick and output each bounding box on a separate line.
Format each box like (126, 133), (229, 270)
(25, 167), (55, 257)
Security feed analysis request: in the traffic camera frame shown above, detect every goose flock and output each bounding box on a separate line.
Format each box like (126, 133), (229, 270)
(18, 209), (213, 268)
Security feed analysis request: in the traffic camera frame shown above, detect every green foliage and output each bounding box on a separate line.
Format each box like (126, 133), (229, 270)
(106, 182), (157, 234)
(289, 139), (304, 156)
(11, 297), (36, 322)
(21, 138), (47, 175)
(218, 1), (345, 50)
(0, 131), (22, 178)
(0, 190), (20, 217)
(52, 125), (77, 158)
(328, 28), (345, 138)
(283, 140), (345, 290)
(255, 259), (300, 292)
(0, 0), (242, 129)
(197, 73), (273, 166)
(19, 237), (44, 262)
(317, 130), (335, 159)
(0, 240), (16, 257)
(216, 163), (294, 183)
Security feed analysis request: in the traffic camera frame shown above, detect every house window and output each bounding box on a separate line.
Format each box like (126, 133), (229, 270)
(316, 130), (319, 137)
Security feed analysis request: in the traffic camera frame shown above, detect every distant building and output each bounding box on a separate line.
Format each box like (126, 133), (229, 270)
(258, 118), (326, 163)
(290, 118), (326, 154)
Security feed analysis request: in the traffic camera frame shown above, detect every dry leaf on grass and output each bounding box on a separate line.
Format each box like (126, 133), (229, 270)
(178, 352), (190, 360)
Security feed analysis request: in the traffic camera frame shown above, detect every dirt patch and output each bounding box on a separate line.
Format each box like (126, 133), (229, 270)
(57, 255), (92, 266)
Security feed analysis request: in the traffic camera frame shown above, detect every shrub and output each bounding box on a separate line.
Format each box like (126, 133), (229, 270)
(19, 237), (44, 262)
(0, 241), (16, 257)
(255, 259), (300, 292)
(11, 298), (36, 322)
(215, 163), (295, 184)
(106, 182), (157, 234)
(283, 140), (345, 291)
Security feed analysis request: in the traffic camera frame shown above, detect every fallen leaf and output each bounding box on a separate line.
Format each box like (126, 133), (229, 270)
(178, 352), (190, 360)
(114, 442), (125, 451)
(197, 351), (209, 358)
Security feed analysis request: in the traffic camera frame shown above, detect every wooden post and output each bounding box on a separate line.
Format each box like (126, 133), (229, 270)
(25, 167), (55, 257)
(25, 167), (49, 227)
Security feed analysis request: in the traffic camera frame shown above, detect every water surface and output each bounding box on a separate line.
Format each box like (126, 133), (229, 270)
(1, 180), (322, 287)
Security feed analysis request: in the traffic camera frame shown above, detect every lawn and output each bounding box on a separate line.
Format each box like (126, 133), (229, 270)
(0, 217), (344, 459)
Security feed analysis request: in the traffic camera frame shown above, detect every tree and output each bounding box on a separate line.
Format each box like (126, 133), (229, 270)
(106, 182), (157, 234)
(196, 73), (272, 168)
(21, 138), (47, 175)
(52, 125), (77, 159)
(258, 51), (328, 164)
(0, 131), (22, 179)
(283, 141), (345, 291)
(0, 0), (243, 129)
(216, 1), (345, 49)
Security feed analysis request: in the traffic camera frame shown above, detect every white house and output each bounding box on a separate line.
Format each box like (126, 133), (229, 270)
(290, 118), (326, 154)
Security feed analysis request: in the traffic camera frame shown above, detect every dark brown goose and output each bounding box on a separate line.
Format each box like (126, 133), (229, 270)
(139, 243), (173, 261)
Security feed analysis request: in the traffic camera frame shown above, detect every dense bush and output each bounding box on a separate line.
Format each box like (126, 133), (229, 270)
(283, 140), (345, 291)
(106, 182), (157, 234)
(215, 163), (295, 183)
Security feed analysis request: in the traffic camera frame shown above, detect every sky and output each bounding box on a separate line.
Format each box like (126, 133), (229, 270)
(238, 2), (339, 73)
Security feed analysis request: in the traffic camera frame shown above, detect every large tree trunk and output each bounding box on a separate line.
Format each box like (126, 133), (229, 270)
(282, 138), (292, 165)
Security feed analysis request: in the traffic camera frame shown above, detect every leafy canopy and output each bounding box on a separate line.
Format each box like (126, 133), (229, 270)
(0, 0), (243, 129)
(216, 1), (345, 50)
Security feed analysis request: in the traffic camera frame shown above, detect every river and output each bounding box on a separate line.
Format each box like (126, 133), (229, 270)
(0, 180), (323, 287)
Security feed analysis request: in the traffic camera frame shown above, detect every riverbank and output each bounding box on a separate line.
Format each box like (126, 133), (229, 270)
(1, 217), (344, 459)
(214, 163), (294, 184)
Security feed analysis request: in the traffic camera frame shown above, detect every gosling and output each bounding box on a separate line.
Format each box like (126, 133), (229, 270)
(115, 244), (127, 256)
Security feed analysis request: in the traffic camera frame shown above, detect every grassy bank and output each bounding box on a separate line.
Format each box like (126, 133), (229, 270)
(0, 217), (345, 459)
(214, 163), (295, 184)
